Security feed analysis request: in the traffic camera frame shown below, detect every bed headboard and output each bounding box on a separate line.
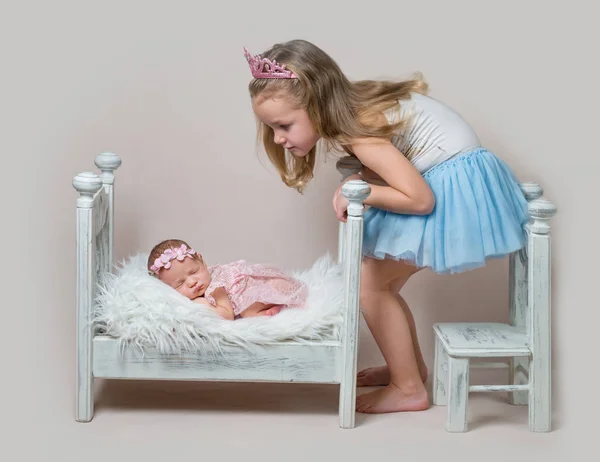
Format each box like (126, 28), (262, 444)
(73, 153), (122, 335)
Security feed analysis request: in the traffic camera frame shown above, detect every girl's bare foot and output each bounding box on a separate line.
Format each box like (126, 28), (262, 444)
(357, 365), (428, 387)
(356, 382), (429, 413)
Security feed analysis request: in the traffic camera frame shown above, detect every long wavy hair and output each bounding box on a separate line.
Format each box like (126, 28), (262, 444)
(248, 39), (428, 193)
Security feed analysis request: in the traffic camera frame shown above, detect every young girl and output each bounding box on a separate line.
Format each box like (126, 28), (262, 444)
(244, 40), (529, 414)
(148, 239), (308, 320)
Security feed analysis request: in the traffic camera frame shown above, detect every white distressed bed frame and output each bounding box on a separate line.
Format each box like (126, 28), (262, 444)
(73, 152), (371, 428)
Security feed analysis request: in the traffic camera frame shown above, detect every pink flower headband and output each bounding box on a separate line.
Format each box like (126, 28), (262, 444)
(150, 244), (197, 274)
(243, 47), (297, 79)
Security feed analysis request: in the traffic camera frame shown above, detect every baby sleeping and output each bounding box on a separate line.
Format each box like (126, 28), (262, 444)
(148, 239), (308, 320)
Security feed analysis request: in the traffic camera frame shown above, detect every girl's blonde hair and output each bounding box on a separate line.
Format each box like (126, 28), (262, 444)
(248, 39), (428, 193)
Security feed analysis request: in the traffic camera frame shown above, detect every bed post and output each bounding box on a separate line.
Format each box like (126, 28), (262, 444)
(526, 194), (556, 432)
(509, 182), (542, 405)
(94, 152), (121, 274)
(337, 222), (346, 265)
(73, 172), (103, 422)
(338, 179), (371, 429)
(336, 156), (363, 264)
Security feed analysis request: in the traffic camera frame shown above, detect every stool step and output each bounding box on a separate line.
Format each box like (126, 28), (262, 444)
(434, 322), (531, 357)
(469, 384), (529, 392)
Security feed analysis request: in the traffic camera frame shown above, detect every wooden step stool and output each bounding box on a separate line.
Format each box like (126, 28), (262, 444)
(432, 182), (557, 432)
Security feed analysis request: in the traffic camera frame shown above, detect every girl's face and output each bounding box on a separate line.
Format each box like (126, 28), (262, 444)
(252, 92), (320, 158)
(158, 256), (212, 300)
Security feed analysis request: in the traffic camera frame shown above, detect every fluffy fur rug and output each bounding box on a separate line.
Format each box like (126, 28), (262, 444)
(94, 253), (345, 355)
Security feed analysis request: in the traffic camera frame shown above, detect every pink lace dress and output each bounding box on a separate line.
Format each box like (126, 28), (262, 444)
(203, 260), (308, 317)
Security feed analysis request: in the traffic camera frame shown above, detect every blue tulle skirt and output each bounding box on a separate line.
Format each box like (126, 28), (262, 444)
(362, 147), (530, 274)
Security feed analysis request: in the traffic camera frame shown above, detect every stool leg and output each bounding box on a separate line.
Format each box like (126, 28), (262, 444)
(509, 357), (529, 405)
(509, 250), (529, 405)
(433, 336), (448, 405)
(447, 357), (469, 432)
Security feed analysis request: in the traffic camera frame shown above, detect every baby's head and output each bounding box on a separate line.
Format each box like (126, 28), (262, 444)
(147, 239), (212, 300)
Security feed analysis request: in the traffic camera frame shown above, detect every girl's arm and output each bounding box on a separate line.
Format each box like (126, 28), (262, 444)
(349, 136), (435, 215)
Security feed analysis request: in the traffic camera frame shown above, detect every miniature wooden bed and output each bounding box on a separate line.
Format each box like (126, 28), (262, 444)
(73, 152), (371, 428)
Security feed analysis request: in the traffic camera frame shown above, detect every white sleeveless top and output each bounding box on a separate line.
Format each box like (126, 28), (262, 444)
(384, 92), (481, 174)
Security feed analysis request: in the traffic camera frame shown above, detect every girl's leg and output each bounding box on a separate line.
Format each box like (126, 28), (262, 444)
(357, 280), (428, 386)
(355, 257), (429, 413)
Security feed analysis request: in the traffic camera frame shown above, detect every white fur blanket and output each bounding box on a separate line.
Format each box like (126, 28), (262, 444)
(94, 253), (345, 355)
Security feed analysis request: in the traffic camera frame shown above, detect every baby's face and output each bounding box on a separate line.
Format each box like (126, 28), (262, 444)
(158, 256), (212, 300)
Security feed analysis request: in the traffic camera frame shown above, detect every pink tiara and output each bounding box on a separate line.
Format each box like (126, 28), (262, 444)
(244, 47), (297, 79)
(150, 244), (196, 274)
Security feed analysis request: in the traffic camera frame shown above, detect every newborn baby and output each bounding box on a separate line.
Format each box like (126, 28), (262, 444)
(148, 239), (308, 320)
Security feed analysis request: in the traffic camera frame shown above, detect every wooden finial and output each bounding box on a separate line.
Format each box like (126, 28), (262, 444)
(73, 172), (102, 197)
(341, 180), (371, 217)
(528, 198), (557, 235)
(94, 152), (122, 185)
(520, 182), (543, 202)
(336, 156), (363, 180)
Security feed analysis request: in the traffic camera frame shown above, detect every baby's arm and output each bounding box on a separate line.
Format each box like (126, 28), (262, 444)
(212, 304), (235, 321)
(202, 287), (235, 321)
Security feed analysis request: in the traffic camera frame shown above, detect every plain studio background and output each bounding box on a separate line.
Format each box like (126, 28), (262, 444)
(1, 0), (596, 460)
